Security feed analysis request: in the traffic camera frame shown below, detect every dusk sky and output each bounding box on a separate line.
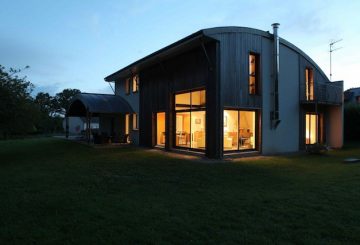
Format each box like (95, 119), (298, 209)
(1, 0), (359, 95)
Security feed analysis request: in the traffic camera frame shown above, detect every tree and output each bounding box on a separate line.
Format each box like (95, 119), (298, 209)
(34, 92), (61, 134)
(54, 88), (81, 116)
(0, 65), (40, 139)
(35, 92), (55, 116)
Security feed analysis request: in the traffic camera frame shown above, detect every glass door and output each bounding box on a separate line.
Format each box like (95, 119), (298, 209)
(175, 89), (206, 151)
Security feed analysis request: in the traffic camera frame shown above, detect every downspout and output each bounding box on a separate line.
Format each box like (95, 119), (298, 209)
(271, 23), (281, 129)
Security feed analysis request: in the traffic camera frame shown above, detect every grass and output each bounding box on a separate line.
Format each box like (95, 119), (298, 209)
(1, 138), (360, 244)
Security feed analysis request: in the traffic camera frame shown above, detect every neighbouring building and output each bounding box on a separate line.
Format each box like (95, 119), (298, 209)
(344, 87), (360, 104)
(67, 24), (344, 159)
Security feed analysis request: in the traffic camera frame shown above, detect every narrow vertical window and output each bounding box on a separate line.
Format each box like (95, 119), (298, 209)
(249, 53), (259, 95)
(125, 78), (130, 95)
(133, 113), (139, 130)
(156, 112), (166, 146)
(305, 68), (314, 100)
(132, 75), (139, 93)
(305, 113), (318, 144)
(125, 114), (130, 135)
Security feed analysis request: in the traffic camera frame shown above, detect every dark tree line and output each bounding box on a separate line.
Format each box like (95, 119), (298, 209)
(0, 65), (80, 139)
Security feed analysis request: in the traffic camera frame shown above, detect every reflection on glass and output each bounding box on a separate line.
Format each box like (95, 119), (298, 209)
(191, 111), (206, 149)
(156, 112), (166, 146)
(224, 110), (239, 150)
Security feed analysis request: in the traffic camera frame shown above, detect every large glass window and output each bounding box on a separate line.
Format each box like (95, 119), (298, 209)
(175, 90), (206, 150)
(156, 112), (166, 146)
(305, 68), (314, 100)
(224, 110), (257, 151)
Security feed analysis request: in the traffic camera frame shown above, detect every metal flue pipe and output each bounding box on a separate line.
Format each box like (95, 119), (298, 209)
(271, 23), (281, 129)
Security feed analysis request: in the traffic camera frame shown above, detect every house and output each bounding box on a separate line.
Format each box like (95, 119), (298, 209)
(344, 87), (360, 104)
(67, 24), (343, 159)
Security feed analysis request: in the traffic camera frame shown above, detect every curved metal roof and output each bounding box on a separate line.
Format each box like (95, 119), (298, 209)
(67, 93), (134, 116)
(105, 26), (330, 82)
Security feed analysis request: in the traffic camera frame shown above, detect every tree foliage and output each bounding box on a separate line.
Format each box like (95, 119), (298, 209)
(54, 89), (81, 115)
(0, 65), (81, 139)
(0, 65), (40, 138)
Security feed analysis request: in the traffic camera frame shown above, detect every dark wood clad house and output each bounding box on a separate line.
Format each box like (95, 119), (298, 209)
(69, 24), (344, 159)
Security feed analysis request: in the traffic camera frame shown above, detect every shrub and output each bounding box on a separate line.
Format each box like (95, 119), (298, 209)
(344, 103), (360, 141)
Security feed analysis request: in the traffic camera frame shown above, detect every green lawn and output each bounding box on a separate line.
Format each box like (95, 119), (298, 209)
(1, 138), (360, 244)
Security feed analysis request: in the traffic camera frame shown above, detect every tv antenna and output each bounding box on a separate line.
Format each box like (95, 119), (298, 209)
(329, 39), (342, 81)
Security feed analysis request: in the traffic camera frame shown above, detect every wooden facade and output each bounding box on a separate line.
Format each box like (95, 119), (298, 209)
(105, 26), (343, 159)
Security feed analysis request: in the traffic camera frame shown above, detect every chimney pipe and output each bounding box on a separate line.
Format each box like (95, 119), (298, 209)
(271, 23), (281, 129)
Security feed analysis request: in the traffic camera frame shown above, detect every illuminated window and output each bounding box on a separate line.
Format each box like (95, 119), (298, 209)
(156, 112), (166, 146)
(175, 90), (206, 150)
(305, 114), (317, 144)
(132, 75), (139, 93)
(305, 68), (314, 100)
(175, 92), (191, 110)
(249, 53), (259, 95)
(133, 113), (138, 130)
(224, 110), (257, 151)
(125, 78), (130, 95)
(125, 114), (130, 135)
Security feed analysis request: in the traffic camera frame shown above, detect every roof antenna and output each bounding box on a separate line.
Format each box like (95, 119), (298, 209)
(329, 39), (343, 82)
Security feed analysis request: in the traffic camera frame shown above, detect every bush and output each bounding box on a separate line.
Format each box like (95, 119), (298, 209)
(344, 104), (360, 141)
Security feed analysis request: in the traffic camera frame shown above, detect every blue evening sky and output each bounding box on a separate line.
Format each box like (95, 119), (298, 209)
(0, 0), (359, 95)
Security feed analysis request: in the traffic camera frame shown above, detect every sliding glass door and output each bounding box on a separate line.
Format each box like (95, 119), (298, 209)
(175, 89), (206, 150)
(224, 109), (257, 151)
